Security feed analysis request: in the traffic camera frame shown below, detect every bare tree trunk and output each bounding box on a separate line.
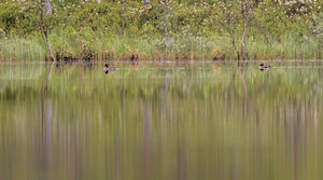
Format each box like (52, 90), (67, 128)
(120, 1), (126, 35)
(224, 1), (240, 62)
(163, 5), (169, 40)
(144, 0), (149, 6)
(240, 2), (254, 61)
(240, 15), (249, 60)
(160, 0), (170, 40)
(40, 0), (55, 91)
(45, 0), (52, 14)
(40, 0), (55, 62)
(144, 0), (152, 9)
(229, 30), (239, 62)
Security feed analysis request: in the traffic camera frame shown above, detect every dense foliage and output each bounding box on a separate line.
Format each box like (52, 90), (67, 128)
(0, 0), (321, 61)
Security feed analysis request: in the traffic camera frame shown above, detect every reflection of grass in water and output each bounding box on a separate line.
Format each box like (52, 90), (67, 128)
(0, 65), (45, 81)
(0, 64), (322, 180)
(0, 64), (322, 102)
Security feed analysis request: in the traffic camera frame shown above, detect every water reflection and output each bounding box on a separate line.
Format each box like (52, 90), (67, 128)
(0, 64), (322, 180)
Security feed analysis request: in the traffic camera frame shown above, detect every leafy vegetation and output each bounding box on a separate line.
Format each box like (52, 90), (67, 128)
(0, 0), (322, 61)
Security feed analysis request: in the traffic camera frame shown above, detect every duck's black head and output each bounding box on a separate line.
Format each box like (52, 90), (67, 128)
(260, 63), (264, 67)
(105, 64), (109, 68)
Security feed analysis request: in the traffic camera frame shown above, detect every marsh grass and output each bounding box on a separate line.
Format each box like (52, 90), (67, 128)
(0, 37), (46, 61)
(0, 30), (321, 61)
(246, 34), (321, 60)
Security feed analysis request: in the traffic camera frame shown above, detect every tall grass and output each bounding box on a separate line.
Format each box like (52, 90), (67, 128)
(0, 30), (321, 61)
(246, 33), (321, 60)
(0, 37), (46, 61)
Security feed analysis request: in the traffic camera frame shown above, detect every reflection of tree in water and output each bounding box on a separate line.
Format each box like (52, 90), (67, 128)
(144, 105), (150, 180)
(177, 125), (185, 180)
(114, 133), (120, 180)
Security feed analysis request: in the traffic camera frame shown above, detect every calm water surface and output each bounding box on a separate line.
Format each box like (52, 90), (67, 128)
(0, 62), (322, 180)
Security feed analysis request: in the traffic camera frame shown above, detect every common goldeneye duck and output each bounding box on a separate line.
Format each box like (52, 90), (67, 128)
(259, 63), (272, 71)
(104, 64), (117, 74)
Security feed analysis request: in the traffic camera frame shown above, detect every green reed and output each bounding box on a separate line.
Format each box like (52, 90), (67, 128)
(0, 30), (321, 61)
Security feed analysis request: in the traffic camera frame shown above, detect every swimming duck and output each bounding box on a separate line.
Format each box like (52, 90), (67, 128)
(104, 64), (117, 74)
(259, 63), (272, 71)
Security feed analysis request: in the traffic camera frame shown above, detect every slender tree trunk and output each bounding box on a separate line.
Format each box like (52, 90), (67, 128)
(45, 0), (52, 14)
(40, 0), (55, 91)
(120, 1), (126, 35)
(40, 0), (55, 62)
(163, 5), (169, 40)
(225, 1), (239, 62)
(240, 15), (249, 60)
(144, 0), (151, 9)
(240, 2), (254, 61)
(228, 30), (239, 62)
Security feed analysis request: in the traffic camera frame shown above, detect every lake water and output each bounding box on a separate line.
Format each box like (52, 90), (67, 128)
(0, 61), (322, 180)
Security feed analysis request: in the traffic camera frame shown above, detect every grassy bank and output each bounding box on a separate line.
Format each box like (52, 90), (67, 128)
(0, 30), (321, 62)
